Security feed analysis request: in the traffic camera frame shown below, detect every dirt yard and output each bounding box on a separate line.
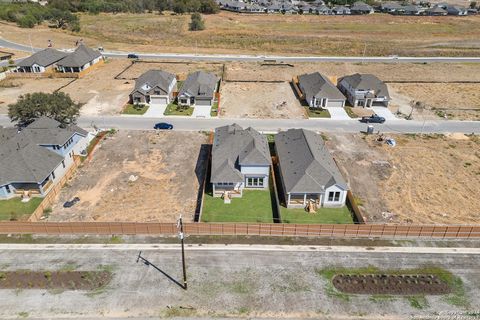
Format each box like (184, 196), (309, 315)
(0, 78), (72, 113)
(328, 133), (480, 224)
(60, 59), (133, 115)
(48, 130), (209, 222)
(120, 61), (224, 81)
(220, 82), (306, 119)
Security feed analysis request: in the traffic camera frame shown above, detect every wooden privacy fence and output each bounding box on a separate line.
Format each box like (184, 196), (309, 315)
(0, 222), (479, 239)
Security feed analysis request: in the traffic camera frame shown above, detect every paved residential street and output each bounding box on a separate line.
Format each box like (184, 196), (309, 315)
(0, 244), (478, 319)
(2, 115), (478, 134)
(2, 38), (480, 64)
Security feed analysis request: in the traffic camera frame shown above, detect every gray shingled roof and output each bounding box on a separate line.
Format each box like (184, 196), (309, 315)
(179, 71), (218, 99)
(17, 48), (68, 68)
(275, 129), (347, 194)
(0, 117), (87, 186)
(56, 44), (102, 68)
(340, 73), (390, 100)
(211, 124), (271, 184)
(132, 70), (176, 96)
(298, 72), (345, 103)
(351, 1), (373, 11)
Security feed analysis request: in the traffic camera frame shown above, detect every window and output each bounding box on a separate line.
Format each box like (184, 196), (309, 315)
(181, 99), (187, 104)
(5, 185), (10, 193)
(328, 191), (341, 202)
(62, 160), (65, 168)
(52, 172), (56, 179)
(246, 177), (264, 188)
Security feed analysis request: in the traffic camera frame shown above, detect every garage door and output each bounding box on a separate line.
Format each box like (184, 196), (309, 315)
(150, 96), (168, 105)
(327, 100), (344, 108)
(196, 98), (212, 106)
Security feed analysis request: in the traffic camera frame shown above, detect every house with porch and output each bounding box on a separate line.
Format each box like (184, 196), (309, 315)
(56, 44), (103, 73)
(338, 73), (390, 108)
(0, 117), (89, 199)
(275, 129), (348, 208)
(130, 70), (177, 106)
(298, 72), (346, 108)
(211, 124), (271, 200)
(15, 48), (67, 73)
(177, 71), (219, 117)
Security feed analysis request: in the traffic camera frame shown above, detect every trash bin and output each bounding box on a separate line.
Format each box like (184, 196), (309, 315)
(366, 125), (374, 134)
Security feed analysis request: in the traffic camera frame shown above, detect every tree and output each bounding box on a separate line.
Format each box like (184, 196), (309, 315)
(470, 1), (477, 9)
(189, 12), (204, 31)
(8, 92), (81, 126)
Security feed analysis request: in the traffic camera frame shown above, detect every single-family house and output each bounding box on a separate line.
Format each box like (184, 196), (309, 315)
(130, 70), (177, 105)
(15, 48), (67, 73)
(338, 73), (390, 108)
(332, 5), (351, 14)
(211, 124), (271, 198)
(275, 129), (348, 208)
(315, 4), (331, 14)
(426, 6), (448, 15)
(298, 72), (346, 108)
(350, 1), (374, 14)
(177, 71), (219, 117)
(0, 50), (13, 61)
(381, 1), (403, 13)
(403, 5), (425, 15)
(446, 5), (468, 15)
(0, 117), (89, 199)
(56, 44), (103, 73)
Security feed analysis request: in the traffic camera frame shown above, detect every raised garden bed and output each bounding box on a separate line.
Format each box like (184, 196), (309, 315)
(0, 270), (112, 290)
(332, 274), (451, 295)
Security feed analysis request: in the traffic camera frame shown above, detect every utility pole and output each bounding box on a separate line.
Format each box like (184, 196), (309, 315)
(177, 215), (187, 290)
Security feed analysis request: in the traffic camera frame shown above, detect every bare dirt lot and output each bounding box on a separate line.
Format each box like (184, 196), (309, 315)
(60, 59), (133, 115)
(220, 82), (305, 119)
(120, 61), (224, 81)
(48, 130), (209, 222)
(0, 78), (72, 113)
(328, 133), (480, 224)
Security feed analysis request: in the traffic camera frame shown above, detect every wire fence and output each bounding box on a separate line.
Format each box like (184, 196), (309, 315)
(0, 222), (479, 239)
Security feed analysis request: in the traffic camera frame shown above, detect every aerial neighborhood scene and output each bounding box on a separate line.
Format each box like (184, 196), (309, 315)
(0, 0), (479, 318)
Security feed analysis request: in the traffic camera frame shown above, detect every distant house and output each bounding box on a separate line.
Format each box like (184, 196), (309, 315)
(446, 5), (468, 15)
(338, 73), (390, 108)
(56, 44), (103, 73)
(332, 5), (351, 14)
(298, 72), (346, 108)
(403, 5), (425, 15)
(275, 129), (348, 208)
(381, 1), (404, 13)
(211, 124), (271, 199)
(130, 70), (177, 105)
(426, 6), (448, 15)
(0, 117), (89, 199)
(350, 1), (374, 14)
(15, 48), (67, 73)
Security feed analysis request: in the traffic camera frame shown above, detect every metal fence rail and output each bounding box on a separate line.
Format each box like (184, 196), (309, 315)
(0, 222), (479, 239)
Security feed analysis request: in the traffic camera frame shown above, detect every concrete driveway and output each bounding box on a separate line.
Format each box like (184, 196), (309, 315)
(192, 105), (211, 118)
(144, 103), (167, 117)
(371, 107), (399, 120)
(326, 107), (351, 120)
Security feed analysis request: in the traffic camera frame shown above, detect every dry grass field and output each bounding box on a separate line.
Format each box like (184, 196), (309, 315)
(329, 133), (480, 225)
(1, 12), (480, 56)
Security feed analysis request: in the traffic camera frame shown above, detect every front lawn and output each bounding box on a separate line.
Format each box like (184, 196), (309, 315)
(344, 106), (358, 118)
(280, 206), (354, 224)
(164, 103), (194, 116)
(0, 197), (43, 221)
(202, 190), (273, 223)
(210, 101), (218, 117)
(122, 104), (149, 115)
(306, 107), (331, 118)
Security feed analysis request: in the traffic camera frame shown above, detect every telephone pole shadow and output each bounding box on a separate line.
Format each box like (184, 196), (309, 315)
(136, 251), (187, 290)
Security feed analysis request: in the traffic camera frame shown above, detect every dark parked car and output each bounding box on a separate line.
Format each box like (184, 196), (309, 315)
(127, 53), (139, 59)
(360, 114), (386, 124)
(63, 197), (80, 208)
(154, 122), (173, 130)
